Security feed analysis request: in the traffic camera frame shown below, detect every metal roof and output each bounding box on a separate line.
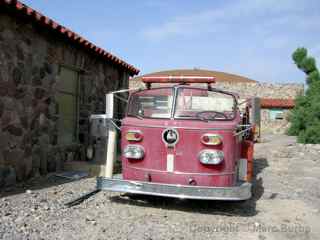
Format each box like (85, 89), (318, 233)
(260, 98), (295, 109)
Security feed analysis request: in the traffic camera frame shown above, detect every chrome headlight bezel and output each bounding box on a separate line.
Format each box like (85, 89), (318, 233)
(123, 145), (145, 159)
(198, 149), (224, 165)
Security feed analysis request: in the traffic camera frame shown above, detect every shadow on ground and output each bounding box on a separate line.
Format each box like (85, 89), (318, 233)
(109, 158), (269, 217)
(0, 174), (87, 198)
(0, 158), (269, 217)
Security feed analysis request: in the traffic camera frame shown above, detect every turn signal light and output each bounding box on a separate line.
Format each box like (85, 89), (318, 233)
(126, 130), (143, 142)
(201, 134), (222, 145)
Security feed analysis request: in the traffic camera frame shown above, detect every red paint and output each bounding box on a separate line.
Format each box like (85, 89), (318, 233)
(241, 140), (254, 181)
(121, 84), (254, 188)
(121, 117), (240, 187)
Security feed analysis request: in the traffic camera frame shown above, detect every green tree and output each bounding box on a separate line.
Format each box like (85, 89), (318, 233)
(288, 48), (320, 143)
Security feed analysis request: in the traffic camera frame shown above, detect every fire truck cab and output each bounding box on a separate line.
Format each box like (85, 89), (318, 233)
(97, 76), (256, 200)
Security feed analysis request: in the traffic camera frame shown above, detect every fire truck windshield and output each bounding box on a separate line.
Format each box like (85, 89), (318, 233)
(127, 88), (174, 119)
(127, 87), (236, 120)
(174, 88), (236, 121)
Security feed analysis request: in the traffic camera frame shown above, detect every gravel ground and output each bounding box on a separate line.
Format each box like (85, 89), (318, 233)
(1, 134), (320, 240)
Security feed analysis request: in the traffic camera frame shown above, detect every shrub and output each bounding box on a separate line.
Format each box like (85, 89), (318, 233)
(288, 48), (320, 143)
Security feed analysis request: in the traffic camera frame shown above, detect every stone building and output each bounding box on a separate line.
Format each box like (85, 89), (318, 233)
(130, 69), (304, 133)
(0, 0), (139, 186)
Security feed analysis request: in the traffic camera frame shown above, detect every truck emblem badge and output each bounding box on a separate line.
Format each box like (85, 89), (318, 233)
(162, 128), (179, 147)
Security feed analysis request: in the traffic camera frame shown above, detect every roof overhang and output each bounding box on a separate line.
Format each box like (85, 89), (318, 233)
(0, 0), (140, 76)
(260, 98), (295, 109)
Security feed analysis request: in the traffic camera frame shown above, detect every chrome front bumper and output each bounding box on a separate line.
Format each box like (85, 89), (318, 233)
(96, 176), (252, 201)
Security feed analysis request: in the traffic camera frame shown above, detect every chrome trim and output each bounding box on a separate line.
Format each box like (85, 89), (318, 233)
(234, 125), (253, 136)
(97, 176), (252, 201)
(171, 86), (178, 119)
(198, 149), (224, 165)
(162, 128), (179, 147)
(90, 114), (109, 120)
(126, 166), (235, 176)
(110, 87), (141, 94)
(123, 145), (145, 159)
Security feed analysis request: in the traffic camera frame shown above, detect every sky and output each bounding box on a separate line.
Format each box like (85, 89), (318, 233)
(22, 0), (320, 84)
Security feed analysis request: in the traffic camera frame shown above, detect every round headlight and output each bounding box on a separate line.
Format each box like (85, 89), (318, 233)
(123, 145), (144, 159)
(198, 150), (224, 165)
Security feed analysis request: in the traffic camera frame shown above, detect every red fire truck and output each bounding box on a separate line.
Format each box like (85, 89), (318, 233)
(96, 76), (258, 201)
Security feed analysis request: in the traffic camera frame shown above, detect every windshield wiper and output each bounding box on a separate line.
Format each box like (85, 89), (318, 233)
(135, 114), (143, 120)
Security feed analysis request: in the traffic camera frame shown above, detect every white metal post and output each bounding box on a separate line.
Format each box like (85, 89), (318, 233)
(105, 124), (116, 178)
(105, 93), (116, 178)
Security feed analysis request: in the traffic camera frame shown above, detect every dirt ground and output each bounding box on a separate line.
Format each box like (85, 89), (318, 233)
(0, 134), (319, 240)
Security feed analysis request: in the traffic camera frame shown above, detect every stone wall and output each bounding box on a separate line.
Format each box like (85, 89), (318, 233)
(213, 82), (303, 134)
(129, 79), (303, 99)
(260, 109), (290, 134)
(0, 12), (131, 186)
